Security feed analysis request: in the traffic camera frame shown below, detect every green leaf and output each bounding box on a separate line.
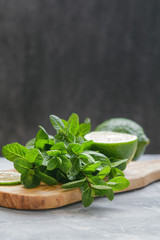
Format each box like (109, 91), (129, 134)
(25, 148), (43, 166)
(110, 157), (127, 171)
(47, 150), (61, 157)
(91, 184), (111, 190)
(79, 152), (95, 164)
(21, 169), (41, 188)
(56, 170), (68, 183)
(111, 159), (128, 168)
(80, 182), (89, 192)
(114, 168), (125, 177)
(62, 178), (86, 189)
(83, 161), (101, 172)
(68, 157), (80, 178)
(2, 143), (29, 162)
(35, 169), (58, 185)
(41, 152), (50, 166)
(98, 166), (111, 179)
(54, 132), (65, 143)
(50, 115), (65, 133)
(83, 151), (111, 166)
(107, 177), (130, 191)
(82, 188), (94, 207)
(75, 136), (84, 144)
(58, 155), (72, 174)
(78, 122), (91, 136)
(67, 132), (76, 142)
(89, 176), (107, 185)
(25, 138), (35, 149)
(56, 156), (62, 165)
(105, 189), (114, 201)
(47, 157), (58, 170)
(36, 126), (49, 140)
(51, 142), (67, 154)
(67, 113), (79, 135)
(69, 143), (83, 155)
(14, 158), (33, 174)
(61, 119), (68, 128)
(82, 140), (93, 150)
(35, 139), (48, 151)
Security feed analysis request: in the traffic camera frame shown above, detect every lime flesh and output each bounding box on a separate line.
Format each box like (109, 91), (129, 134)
(0, 171), (21, 185)
(85, 131), (138, 163)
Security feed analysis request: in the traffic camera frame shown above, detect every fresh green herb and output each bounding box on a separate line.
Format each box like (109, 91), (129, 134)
(2, 113), (130, 207)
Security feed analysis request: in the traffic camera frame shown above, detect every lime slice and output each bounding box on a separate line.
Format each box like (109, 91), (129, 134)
(85, 131), (138, 162)
(95, 118), (150, 160)
(0, 171), (21, 185)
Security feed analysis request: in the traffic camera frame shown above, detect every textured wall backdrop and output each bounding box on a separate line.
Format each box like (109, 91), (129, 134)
(0, 0), (160, 153)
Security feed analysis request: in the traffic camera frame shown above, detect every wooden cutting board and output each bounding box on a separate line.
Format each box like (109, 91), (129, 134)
(0, 160), (159, 210)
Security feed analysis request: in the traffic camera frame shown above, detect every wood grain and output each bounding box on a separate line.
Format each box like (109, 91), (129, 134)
(0, 160), (159, 210)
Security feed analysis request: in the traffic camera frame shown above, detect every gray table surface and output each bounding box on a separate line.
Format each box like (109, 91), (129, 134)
(0, 155), (160, 240)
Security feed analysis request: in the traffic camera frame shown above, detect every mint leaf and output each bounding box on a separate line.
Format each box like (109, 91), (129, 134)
(2, 143), (29, 162)
(69, 143), (83, 155)
(47, 150), (61, 157)
(21, 169), (41, 188)
(67, 132), (76, 142)
(36, 126), (49, 140)
(51, 142), (67, 154)
(89, 176), (107, 185)
(56, 170), (69, 183)
(98, 166), (111, 179)
(79, 152), (95, 164)
(50, 115), (65, 133)
(41, 152), (50, 166)
(35, 169), (58, 185)
(25, 148), (43, 166)
(82, 140), (93, 150)
(84, 151), (111, 166)
(107, 177), (130, 191)
(62, 178), (86, 189)
(47, 157), (58, 170)
(76, 136), (84, 144)
(114, 168), (125, 177)
(67, 113), (79, 135)
(68, 157), (80, 178)
(91, 184), (111, 190)
(35, 139), (48, 151)
(78, 121), (91, 136)
(82, 188), (94, 207)
(61, 119), (68, 128)
(14, 158), (33, 174)
(58, 155), (72, 174)
(111, 159), (128, 168)
(83, 161), (101, 172)
(106, 189), (114, 201)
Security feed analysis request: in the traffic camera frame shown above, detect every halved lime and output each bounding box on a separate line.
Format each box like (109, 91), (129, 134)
(95, 118), (150, 160)
(85, 131), (138, 162)
(0, 171), (21, 185)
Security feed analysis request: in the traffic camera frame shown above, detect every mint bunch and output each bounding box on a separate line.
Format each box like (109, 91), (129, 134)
(2, 113), (129, 207)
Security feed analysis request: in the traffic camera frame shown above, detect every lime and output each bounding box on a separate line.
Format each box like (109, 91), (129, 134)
(95, 118), (150, 160)
(0, 171), (21, 185)
(85, 131), (138, 162)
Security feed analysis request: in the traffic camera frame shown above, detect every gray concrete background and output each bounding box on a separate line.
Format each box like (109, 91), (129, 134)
(0, 1), (160, 154)
(0, 155), (160, 240)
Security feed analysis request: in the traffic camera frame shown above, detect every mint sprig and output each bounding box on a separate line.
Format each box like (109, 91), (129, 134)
(2, 113), (130, 207)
